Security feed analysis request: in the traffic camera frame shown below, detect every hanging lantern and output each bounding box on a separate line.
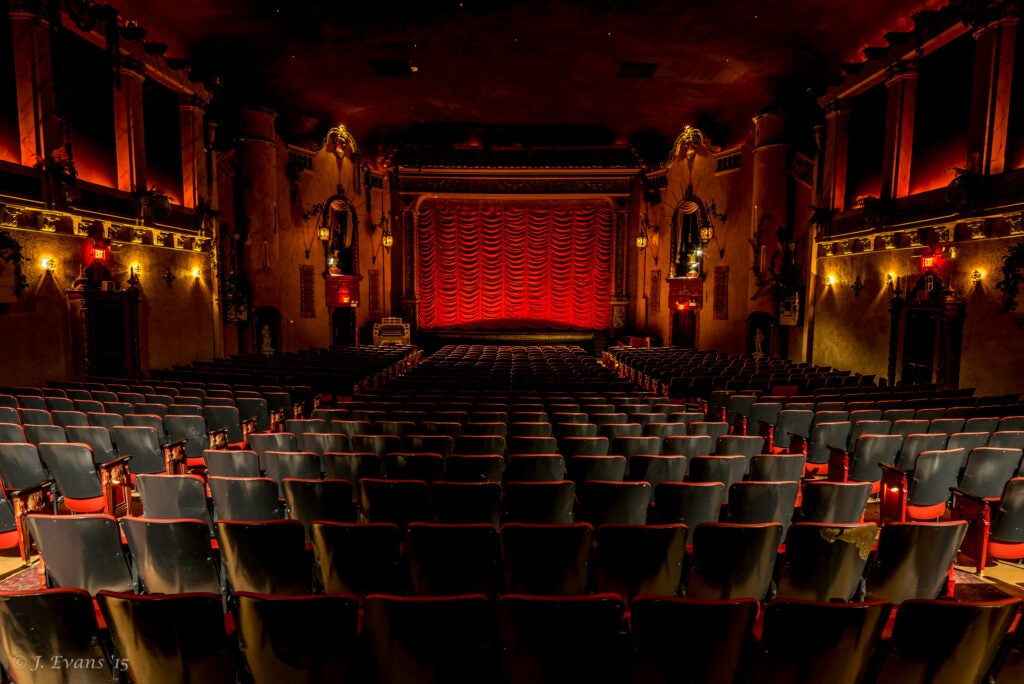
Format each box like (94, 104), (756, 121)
(635, 228), (648, 250)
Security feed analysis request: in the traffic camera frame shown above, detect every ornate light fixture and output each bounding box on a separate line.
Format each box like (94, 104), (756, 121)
(635, 227), (648, 251)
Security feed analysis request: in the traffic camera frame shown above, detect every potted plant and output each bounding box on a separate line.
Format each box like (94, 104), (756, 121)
(995, 239), (1024, 315)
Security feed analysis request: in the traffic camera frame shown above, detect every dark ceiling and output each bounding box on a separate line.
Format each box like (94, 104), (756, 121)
(110, 0), (945, 166)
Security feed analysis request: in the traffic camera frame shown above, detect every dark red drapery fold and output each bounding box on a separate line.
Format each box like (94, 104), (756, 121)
(417, 199), (613, 330)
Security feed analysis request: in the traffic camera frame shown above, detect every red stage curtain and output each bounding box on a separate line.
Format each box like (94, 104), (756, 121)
(417, 199), (613, 330)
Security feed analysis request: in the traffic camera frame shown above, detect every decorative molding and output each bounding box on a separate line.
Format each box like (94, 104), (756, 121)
(1009, 213), (1024, 235)
(966, 219), (988, 239)
(879, 233), (896, 249)
(905, 229), (924, 246)
(1, 206), (22, 227)
(821, 242), (836, 257)
(840, 240), (854, 255)
(857, 237), (872, 252)
(933, 225), (952, 243)
(38, 213), (61, 232)
(396, 176), (633, 195)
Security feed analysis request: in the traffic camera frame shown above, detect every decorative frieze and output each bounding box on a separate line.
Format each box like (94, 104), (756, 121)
(933, 225), (951, 243)
(879, 233), (896, 249)
(966, 219), (988, 239)
(857, 237), (872, 252)
(1009, 213), (1024, 235)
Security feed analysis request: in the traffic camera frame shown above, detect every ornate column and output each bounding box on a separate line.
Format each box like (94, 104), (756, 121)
(178, 95), (208, 209)
(751, 110), (791, 315)
(967, 14), (1018, 175)
(609, 200), (629, 336)
(236, 106), (279, 319)
(113, 57), (148, 193)
(821, 99), (850, 213)
(399, 197), (419, 335)
(10, 6), (62, 165)
(881, 60), (918, 200)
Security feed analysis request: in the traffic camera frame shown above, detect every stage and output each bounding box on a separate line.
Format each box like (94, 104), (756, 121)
(416, 329), (609, 355)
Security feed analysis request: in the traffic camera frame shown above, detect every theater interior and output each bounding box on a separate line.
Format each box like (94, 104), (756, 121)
(1, 0), (1024, 681)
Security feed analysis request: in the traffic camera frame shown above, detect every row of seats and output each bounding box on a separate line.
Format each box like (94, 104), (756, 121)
(141, 471), (874, 532)
(150, 344), (420, 395)
(25, 511), (967, 607)
(4, 588), (1021, 684)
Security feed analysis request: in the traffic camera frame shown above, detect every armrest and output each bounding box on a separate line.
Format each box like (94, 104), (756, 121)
(269, 407), (286, 432)
(878, 462), (906, 477)
(207, 428), (230, 450)
(878, 462), (908, 524)
(161, 438), (188, 474)
(950, 487), (989, 507)
(241, 416), (258, 440)
(9, 478), (56, 501)
(789, 433), (808, 455)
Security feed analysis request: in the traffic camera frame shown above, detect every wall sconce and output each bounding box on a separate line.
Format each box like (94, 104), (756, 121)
(381, 226), (394, 251)
(971, 269), (984, 289)
(162, 268), (176, 287)
(635, 227), (648, 250)
(40, 257), (56, 274)
(851, 275), (864, 296)
(885, 273), (895, 293)
(191, 267), (201, 279)
(826, 274), (837, 288)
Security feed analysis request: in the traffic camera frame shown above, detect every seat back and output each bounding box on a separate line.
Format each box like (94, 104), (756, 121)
(895, 433), (949, 470)
(864, 521), (968, 603)
(755, 599), (891, 684)
(686, 522), (783, 600)
(651, 481), (726, 544)
(98, 591), (234, 683)
(727, 481), (799, 533)
(798, 481), (871, 523)
(500, 522), (592, 595)
(309, 519), (402, 599)
(358, 478), (431, 527)
(502, 481), (575, 524)
(907, 448), (963, 507)
(281, 478), (356, 540)
(872, 598), (1022, 684)
(0, 442), (50, 489)
(216, 519), (311, 595)
(772, 410), (814, 450)
(575, 480), (651, 526)
(848, 434), (903, 483)
(120, 517), (221, 593)
(203, 449), (261, 478)
(960, 447), (1023, 499)
(208, 476), (282, 521)
(164, 414), (208, 461)
(247, 432), (299, 471)
(37, 442), (102, 504)
(110, 425), (167, 476)
(406, 522), (501, 596)
(629, 596), (758, 684)
(441, 454), (505, 483)
(0, 589), (113, 680)
(232, 592), (360, 683)
(497, 594), (626, 684)
(26, 514), (133, 595)
(430, 481), (502, 526)
(365, 594), (499, 684)
(136, 473), (213, 529)
(776, 522), (877, 601)
(594, 523), (686, 607)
